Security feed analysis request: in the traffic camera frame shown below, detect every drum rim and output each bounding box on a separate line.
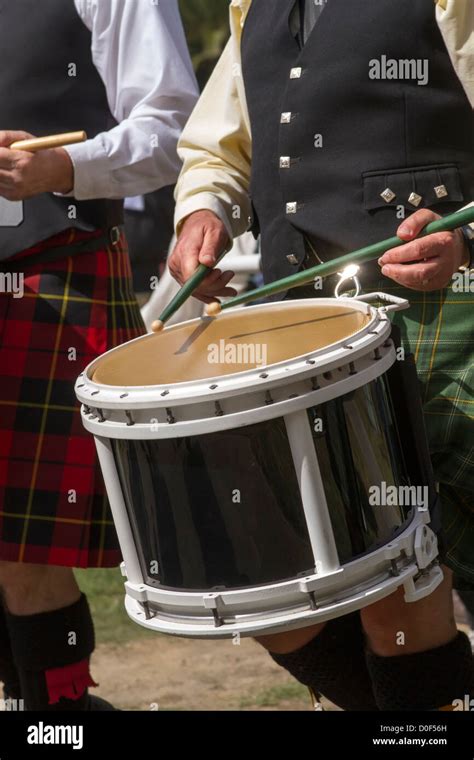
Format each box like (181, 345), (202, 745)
(76, 297), (381, 403)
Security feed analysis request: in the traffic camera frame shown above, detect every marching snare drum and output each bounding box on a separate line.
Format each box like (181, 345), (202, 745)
(75, 294), (442, 638)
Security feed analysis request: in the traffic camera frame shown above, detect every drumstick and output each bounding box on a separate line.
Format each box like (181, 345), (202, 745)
(151, 250), (227, 333)
(9, 131), (87, 152)
(205, 206), (474, 316)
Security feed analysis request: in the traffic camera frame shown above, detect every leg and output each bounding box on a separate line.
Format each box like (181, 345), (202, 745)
(362, 566), (473, 710)
(0, 560), (98, 711)
(0, 599), (21, 701)
(255, 617), (378, 711)
(0, 561), (80, 616)
(255, 622), (325, 655)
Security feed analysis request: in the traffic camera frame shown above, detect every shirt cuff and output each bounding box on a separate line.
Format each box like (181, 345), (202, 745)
(174, 194), (235, 240)
(60, 138), (119, 200)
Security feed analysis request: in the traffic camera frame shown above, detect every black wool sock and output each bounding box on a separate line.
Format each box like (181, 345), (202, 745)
(0, 600), (21, 701)
(270, 613), (379, 711)
(366, 631), (474, 711)
(5, 593), (97, 711)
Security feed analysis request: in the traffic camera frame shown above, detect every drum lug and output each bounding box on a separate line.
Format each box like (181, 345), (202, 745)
(414, 524), (438, 569)
(403, 564), (444, 604)
(299, 577), (320, 610)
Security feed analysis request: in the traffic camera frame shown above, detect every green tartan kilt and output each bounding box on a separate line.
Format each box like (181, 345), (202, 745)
(379, 279), (474, 581)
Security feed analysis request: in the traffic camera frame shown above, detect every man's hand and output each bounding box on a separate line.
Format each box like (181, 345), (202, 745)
(168, 210), (236, 303)
(378, 208), (468, 291)
(0, 130), (74, 200)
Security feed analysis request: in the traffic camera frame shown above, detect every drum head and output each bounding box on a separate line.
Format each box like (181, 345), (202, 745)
(92, 301), (370, 386)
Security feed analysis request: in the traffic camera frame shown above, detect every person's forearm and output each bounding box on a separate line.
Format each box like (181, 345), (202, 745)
(174, 40), (253, 242)
(63, 116), (190, 200)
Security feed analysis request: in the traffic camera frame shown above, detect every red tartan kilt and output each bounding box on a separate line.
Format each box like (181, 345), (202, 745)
(0, 229), (145, 567)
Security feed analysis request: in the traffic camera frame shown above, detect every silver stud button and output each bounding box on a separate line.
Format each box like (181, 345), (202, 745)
(280, 156), (291, 169)
(281, 112), (292, 124)
(434, 184), (448, 199)
(286, 254), (298, 265)
(381, 188), (396, 204)
(290, 67), (302, 79)
(408, 192), (423, 207)
(286, 202), (297, 214)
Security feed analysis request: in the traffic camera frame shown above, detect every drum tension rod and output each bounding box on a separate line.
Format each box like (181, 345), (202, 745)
(97, 409), (106, 423)
(311, 377), (320, 391)
(141, 601), (153, 620)
(265, 391), (274, 405)
(214, 401), (224, 417)
(125, 410), (135, 426)
(308, 590), (318, 611)
(373, 347), (382, 361)
(390, 559), (400, 577)
(211, 609), (223, 628)
(349, 362), (357, 376)
(166, 408), (176, 424)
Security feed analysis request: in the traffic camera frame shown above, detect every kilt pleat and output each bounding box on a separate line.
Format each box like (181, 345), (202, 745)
(0, 229), (145, 568)
(383, 280), (474, 581)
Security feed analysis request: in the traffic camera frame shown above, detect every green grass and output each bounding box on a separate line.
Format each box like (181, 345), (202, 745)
(75, 568), (155, 645)
(239, 682), (309, 709)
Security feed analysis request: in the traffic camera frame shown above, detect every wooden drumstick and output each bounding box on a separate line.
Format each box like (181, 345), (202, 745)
(151, 250), (228, 333)
(9, 131), (87, 152)
(205, 206), (474, 316)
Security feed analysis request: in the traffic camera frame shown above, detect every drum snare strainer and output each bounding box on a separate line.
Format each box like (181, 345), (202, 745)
(75, 294), (442, 638)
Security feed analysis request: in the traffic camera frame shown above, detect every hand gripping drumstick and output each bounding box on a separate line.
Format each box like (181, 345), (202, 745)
(9, 131), (87, 152)
(204, 207), (474, 316)
(151, 250), (228, 333)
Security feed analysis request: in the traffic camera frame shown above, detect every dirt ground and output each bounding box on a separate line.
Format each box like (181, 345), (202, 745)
(91, 635), (331, 711)
(90, 593), (472, 712)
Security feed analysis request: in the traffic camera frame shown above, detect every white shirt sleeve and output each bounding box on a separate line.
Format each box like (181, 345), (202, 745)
(67, 0), (198, 200)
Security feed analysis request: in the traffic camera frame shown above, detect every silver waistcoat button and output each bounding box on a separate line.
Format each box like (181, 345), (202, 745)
(286, 202), (298, 214)
(408, 192), (423, 207)
(434, 184), (448, 199)
(380, 188), (396, 204)
(286, 254), (299, 265)
(280, 157), (291, 169)
(290, 67), (302, 79)
(281, 112), (292, 124)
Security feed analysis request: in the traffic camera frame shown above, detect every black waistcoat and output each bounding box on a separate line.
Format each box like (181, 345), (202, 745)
(0, 0), (123, 259)
(241, 0), (474, 286)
